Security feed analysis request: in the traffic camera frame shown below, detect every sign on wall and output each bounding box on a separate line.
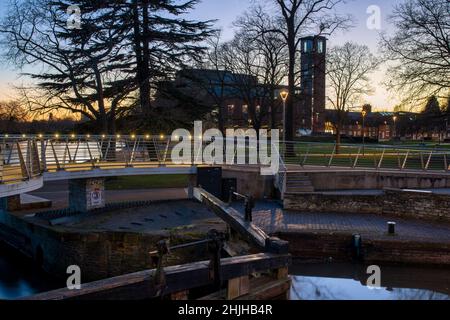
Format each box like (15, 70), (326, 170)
(86, 179), (105, 210)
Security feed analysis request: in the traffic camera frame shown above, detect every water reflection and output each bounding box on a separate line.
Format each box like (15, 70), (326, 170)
(0, 242), (61, 300)
(290, 262), (450, 300)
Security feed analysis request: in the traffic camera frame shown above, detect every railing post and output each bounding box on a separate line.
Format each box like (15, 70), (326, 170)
(40, 138), (47, 172)
(72, 140), (80, 164)
(31, 139), (41, 176)
(302, 144), (310, 166)
(353, 147), (361, 168)
(328, 144), (336, 167)
(396, 149), (402, 170)
(444, 153), (449, 172)
(425, 151), (433, 171)
(420, 152), (425, 171)
(85, 139), (96, 169)
(16, 142), (29, 180)
(50, 140), (61, 171)
(377, 148), (386, 169)
(402, 150), (409, 170)
(129, 137), (139, 166)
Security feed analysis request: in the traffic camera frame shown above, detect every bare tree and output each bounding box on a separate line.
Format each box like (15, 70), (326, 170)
(327, 42), (380, 149)
(270, 0), (352, 141)
(198, 31), (230, 133)
(0, 0), (135, 134)
(220, 33), (269, 133)
(235, 6), (288, 129)
(0, 100), (29, 132)
(381, 0), (450, 107)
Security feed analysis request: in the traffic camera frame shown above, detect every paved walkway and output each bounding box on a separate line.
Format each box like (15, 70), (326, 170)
(28, 181), (187, 211)
(231, 201), (450, 243)
(63, 200), (225, 234)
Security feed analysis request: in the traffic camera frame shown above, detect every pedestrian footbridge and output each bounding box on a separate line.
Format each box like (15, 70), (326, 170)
(0, 134), (203, 197)
(1, 134), (450, 198)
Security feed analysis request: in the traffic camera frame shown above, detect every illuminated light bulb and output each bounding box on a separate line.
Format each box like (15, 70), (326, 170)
(102, 134), (106, 138)
(55, 134), (60, 138)
(160, 134), (164, 139)
(71, 134), (76, 138)
(38, 134), (43, 138)
(117, 135), (121, 139)
(22, 134), (26, 138)
(5, 134), (9, 138)
(131, 134), (136, 139)
(87, 134), (91, 138)
(145, 134), (150, 139)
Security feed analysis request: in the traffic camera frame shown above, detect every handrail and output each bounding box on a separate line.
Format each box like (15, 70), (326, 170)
(1, 135), (450, 189)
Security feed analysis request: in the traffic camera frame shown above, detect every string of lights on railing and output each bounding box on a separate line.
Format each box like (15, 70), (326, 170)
(0, 134), (201, 140)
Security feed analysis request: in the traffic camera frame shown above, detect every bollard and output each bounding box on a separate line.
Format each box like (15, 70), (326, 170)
(244, 195), (255, 222)
(352, 234), (362, 259)
(207, 229), (226, 289)
(228, 187), (235, 206)
(388, 222), (396, 235)
(152, 240), (170, 296)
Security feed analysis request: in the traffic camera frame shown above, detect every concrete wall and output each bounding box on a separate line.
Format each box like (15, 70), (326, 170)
(69, 178), (106, 213)
(307, 171), (450, 191)
(0, 211), (208, 282)
(284, 189), (450, 221)
(222, 168), (274, 199)
(278, 231), (450, 266)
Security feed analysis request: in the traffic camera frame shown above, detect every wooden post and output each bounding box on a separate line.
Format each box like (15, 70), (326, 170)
(276, 267), (289, 280)
(171, 290), (189, 300)
(227, 276), (250, 300)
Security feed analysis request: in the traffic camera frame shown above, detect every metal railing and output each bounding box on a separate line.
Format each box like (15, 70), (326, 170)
(0, 134), (279, 184)
(279, 141), (450, 172)
(1, 135), (450, 186)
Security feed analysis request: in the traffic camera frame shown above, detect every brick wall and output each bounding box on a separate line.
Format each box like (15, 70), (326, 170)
(0, 210), (209, 282)
(284, 189), (450, 221)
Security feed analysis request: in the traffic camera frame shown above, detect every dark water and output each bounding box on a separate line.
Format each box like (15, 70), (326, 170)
(2, 240), (450, 300)
(0, 242), (62, 300)
(290, 262), (450, 300)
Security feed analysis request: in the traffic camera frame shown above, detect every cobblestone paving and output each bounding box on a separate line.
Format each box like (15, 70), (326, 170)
(231, 201), (450, 243)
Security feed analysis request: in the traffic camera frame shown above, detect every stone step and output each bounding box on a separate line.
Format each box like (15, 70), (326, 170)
(285, 187), (315, 193)
(285, 172), (315, 193)
(286, 181), (313, 187)
(287, 177), (310, 182)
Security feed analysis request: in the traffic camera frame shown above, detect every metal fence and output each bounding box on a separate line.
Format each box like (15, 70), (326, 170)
(279, 141), (450, 172)
(1, 135), (450, 186)
(0, 134), (277, 184)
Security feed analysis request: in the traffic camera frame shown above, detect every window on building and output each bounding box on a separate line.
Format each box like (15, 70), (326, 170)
(303, 40), (313, 53)
(317, 40), (324, 54)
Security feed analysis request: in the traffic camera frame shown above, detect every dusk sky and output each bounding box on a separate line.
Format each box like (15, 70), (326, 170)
(0, 0), (402, 110)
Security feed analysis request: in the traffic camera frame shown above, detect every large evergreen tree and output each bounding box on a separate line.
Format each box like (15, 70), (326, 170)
(64, 1), (214, 115)
(0, 0), (135, 134)
(1, 0), (214, 132)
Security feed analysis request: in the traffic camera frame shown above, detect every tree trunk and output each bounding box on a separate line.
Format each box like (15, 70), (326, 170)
(132, 0), (150, 114)
(141, 0), (151, 114)
(336, 124), (342, 154)
(270, 87), (277, 129)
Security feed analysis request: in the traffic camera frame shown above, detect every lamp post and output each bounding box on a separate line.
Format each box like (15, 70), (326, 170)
(362, 109), (367, 155)
(280, 90), (289, 143)
(393, 115), (398, 140)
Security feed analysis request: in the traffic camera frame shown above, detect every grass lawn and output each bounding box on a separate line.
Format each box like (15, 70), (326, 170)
(106, 175), (189, 190)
